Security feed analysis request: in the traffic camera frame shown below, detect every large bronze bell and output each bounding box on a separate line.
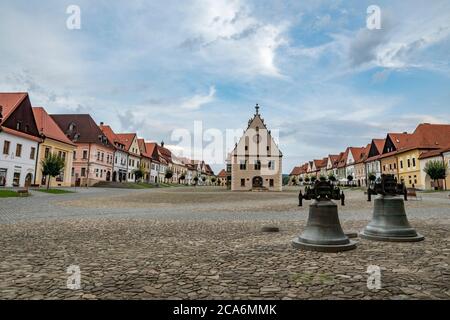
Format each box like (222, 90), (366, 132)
(292, 181), (357, 252)
(361, 174), (424, 242)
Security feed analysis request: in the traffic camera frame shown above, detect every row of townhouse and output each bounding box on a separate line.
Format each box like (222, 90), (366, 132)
(289, 123), (450, 190)
(0, 92), (215, 188)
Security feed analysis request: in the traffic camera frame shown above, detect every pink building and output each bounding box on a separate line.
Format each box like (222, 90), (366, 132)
(51, 114), (115, 186)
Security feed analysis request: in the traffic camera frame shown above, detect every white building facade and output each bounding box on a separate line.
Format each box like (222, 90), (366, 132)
(0, 131), (39, 187)
(0, 92), (42, 188)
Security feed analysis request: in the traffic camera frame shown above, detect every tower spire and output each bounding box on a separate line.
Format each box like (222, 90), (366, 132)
(255, 103), (260, 115)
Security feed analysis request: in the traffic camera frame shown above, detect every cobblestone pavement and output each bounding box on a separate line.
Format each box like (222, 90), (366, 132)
(0, 186), (449, 224)
(0, 187), (449, 299)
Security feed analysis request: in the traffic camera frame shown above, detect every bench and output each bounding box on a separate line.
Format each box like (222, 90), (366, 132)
(17, 189), (29, 197)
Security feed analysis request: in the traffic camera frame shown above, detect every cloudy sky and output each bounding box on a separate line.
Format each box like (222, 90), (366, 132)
(1, 0), (449, 173)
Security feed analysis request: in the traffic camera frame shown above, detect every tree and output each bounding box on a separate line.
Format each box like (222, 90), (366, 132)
(41, 154), (65, 190)
(368, 172), (376, 182)
(165, 169), (173, 183)
(304, 176), (310, 183)
(133, 166), (145, 182)
(193, 176), (199, 185)
(319, 175), (327, 181)
(179, 173), (186, 184)
(347, 175), (354, 186)
(310, 176), (317, 183)
(328, 173), (337, 182)
(424, 160), (448, 190)
(211, 177), (217, 185)
(298, 177), (303, 182)
(291, 177), (297, 185)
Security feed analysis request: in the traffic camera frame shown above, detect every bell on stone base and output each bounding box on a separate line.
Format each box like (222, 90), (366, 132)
(360, 195), (424, 242)
(292, 199), (357, 252)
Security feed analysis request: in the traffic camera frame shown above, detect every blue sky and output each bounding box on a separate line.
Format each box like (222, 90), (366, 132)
(1, 0), (449, 173)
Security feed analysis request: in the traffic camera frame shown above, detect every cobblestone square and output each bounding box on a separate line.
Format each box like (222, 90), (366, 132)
(0, 187), (449, 299)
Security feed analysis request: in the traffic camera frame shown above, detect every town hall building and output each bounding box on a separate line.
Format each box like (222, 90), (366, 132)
(229, 104), (282, 191)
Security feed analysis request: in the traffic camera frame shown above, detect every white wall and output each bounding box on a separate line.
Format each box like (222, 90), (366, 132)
(127, 154), (140, 182)
(0, 131), (38, 187)
(419, 156), (442, 190)
(114, 150), (128, 181)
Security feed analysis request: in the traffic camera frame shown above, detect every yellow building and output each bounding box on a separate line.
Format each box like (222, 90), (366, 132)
(379, 132), (414, 180)
(397, 149), (422, 188)
(380, 153), (398, 178)
(33, 107), (76, 187)
(444, 149), (450, 190)
(380, 124), (450, 189)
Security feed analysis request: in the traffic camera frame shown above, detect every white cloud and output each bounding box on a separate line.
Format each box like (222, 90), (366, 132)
(181, 0), (289, 77)
(180, 86), (216, 110)
(289, 1), (450, 78)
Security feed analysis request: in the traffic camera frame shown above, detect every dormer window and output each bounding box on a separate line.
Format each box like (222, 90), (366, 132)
(16, 121), (22, 130)
(69, 123), (76, 131)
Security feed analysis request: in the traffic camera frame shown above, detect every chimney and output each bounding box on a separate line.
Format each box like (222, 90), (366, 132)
(100, 122), (104, 126)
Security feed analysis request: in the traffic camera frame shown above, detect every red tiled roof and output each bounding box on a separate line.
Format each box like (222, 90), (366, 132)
(217, 169), (227, 177)
(410, 123), (450, 149)
(32, 107), (75, 146)
(373, 124), (450, 160)
(290, 166), (301, 175)
(138, 138), (152, 158)
(373, 139), (385, 154)
(0, 92), (28, 125)
(292, 163), (309, 175)
(337, 150), (348, 168)
(328, 154), (339, 168)
(145, 142), (157, 155)
(352, 145), (371, 164)
(116, 133), (138, 153)
(365, 139), (386, 162)
(157, 144), (172, 163)
(362, 144), (371, 161)
(418, 148), (445, 160)
(99, 124), (126, 151)
(387, 132), (413, 151)
(145, 142), (160, 162)
(313, 158), (327, 169)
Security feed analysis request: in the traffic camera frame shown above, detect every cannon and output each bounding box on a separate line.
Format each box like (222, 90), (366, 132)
(299, 182), (345, 206)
